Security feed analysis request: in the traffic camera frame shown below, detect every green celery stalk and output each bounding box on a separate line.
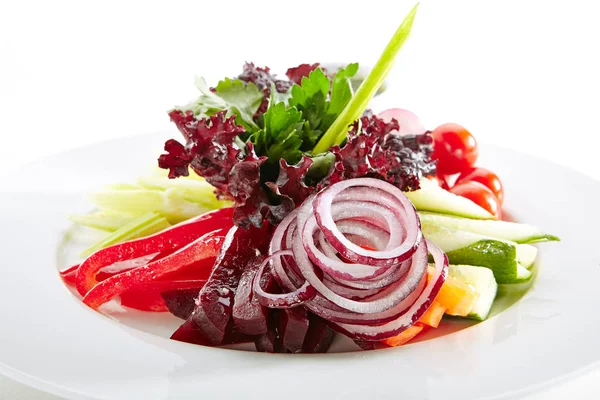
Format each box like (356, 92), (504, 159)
(68, 212), (134, 232)
(312, 3), (419, 155)
(80, 212), (171, 257)
(136, 175), (231, 210)
(89, 188), (212, 224)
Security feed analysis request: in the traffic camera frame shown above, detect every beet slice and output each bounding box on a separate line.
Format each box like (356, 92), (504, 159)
(233, 256), (280, 335)
(255, 310), (284, 353)
(161, 288), (202, 320)
(354, 340), (382, 351)
(171, 225), (270, 346)
(222, 319), (255, 345)
(302, 314), (335, 353)
(171, 318), (253, 345)
(279, 307), (310, 353)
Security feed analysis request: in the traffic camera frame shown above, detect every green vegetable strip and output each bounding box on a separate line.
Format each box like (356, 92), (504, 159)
(68, 212), (134, 232)
(80, 212), (171, 258)
(312, 3), (419, 155)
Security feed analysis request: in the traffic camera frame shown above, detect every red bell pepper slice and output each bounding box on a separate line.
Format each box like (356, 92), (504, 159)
(82, 229), (225, 309)
(60, 264), (80, 285)
(120, 279), (207, 312)
(75, 207), (233, 296)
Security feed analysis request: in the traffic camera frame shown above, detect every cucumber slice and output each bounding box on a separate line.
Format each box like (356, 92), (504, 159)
(419, 212), (559, 244)
(422, 224), (538, 284)
(448, 264), (498, 321)
(406, 179), (494, 220)
(517, 244), (538, 269)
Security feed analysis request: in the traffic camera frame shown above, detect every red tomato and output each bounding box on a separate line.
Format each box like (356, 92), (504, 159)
(456, 167), (504, 205)
(450, 181), (500, 217)
(431, 123), (478, 175)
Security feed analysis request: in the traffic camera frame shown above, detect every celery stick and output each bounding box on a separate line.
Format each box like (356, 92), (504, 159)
(68, 212), (134, 232)
(89, 189), (211, 223)
(80, 212), (171, 257)
(312, 3), (419, 154)
(136, 175), (231, 210)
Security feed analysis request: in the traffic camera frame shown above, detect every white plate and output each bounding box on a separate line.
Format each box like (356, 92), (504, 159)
(0, 133), (597, 400)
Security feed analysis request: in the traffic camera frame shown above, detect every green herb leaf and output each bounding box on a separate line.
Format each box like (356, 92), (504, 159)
(175, 76), (263, 132)
(250, 101), (304, 165)
(328, 62), (359, 117)
(175, 76), (226, 117)
(214, 78), (263, 130)
(288, 64), (358, 151)
(312, 3), (419, 154)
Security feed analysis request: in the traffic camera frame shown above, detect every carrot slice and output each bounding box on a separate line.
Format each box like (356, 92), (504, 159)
(419, 300), (446, 328)
(383, 325), (424, 347)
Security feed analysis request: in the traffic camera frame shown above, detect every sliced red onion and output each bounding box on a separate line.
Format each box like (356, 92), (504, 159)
(259, 178), (449, 343)
(313, 178), (421, 266)
(378, 108), (426, 136)
(253, 250), (316, 309)
(333, 240), (448, 340)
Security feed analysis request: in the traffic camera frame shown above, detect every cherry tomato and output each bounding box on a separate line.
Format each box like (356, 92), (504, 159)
(456, 167), (504, 205)
(450, 181), (500, 217)
(431, 123), (478, 175)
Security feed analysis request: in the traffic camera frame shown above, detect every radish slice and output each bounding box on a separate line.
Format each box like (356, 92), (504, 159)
(378, 108), (426, 136)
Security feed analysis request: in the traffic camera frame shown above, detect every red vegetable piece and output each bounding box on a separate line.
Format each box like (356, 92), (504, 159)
(120, 280), (207, 312)
(221, 319), (255, 345)
(160, 257), (216, 281)
(161, 288), (202, 320)
(232, 256), (274, 336)
(455, 167), (504, 205)
(353, 340), (381, 351)
(431, 123), (478, 175)
(302, 314), (335, 353)
(82, 230), (226, 309)
(450, 181), (500, 218)
(120, 288), (169, 312)
(75, 207), (233, 296)
(172, 224), (271, 346)
(171, 317), (255, 346)
(255, 311), (285, 353)
(279, 307), (310, 353)
(60, 264), (79, 286)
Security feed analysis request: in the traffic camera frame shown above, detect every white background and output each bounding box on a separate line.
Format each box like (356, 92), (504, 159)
(0, 0), (599, 398)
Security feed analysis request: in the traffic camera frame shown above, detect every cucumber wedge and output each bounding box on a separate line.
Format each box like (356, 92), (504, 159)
(514, 263), (533, 283)
(418, 212), (559, 244)
(445, 240), (519, 284)
(423, 224), (521, 284)
(517, 244), (538, 269)
(406, 179), (494, 219)
(448, 264), (498, 321)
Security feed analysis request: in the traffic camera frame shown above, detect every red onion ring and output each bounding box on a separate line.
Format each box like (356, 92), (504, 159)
(313, 178), (421, 266)
(252, 250), (317, 309)
(255, 178), (448, 341)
